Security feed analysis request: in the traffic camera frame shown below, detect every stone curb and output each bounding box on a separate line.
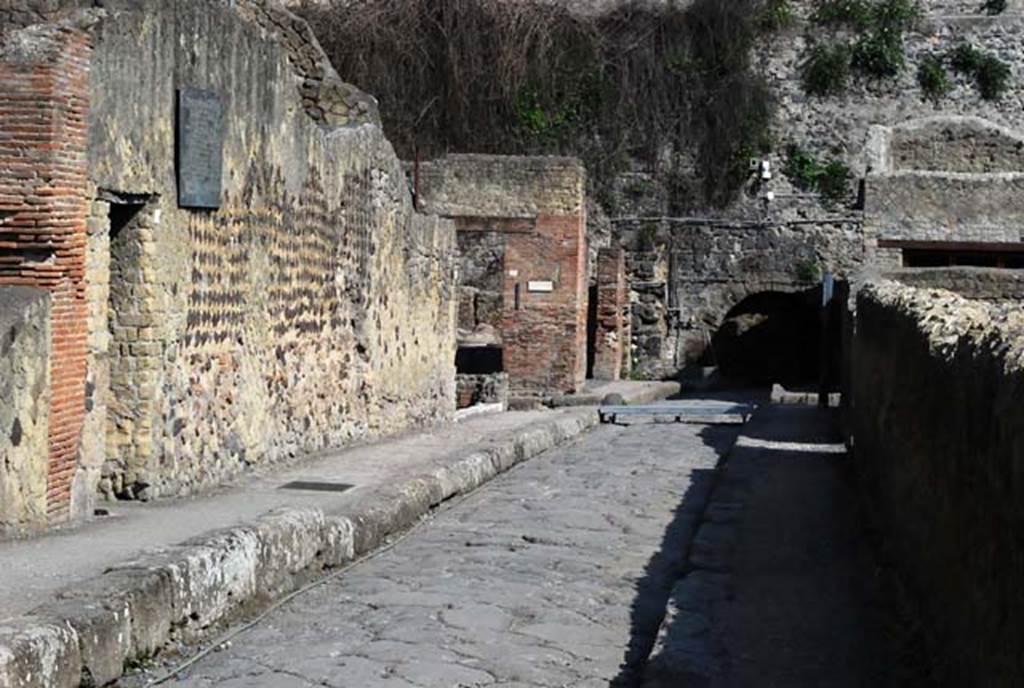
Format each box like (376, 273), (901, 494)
(0, 408), (598, 688)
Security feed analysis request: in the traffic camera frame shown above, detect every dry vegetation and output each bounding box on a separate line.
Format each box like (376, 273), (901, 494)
(295, 0), (775, 209)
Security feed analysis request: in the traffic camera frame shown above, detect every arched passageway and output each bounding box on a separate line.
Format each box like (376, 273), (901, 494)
(709, 289), (824, 387)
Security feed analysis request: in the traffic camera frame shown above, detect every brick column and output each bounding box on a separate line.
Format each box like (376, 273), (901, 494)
(0, 27), (92, 523)
(501, 212), (587, 395)
(592, 248), (627, 380)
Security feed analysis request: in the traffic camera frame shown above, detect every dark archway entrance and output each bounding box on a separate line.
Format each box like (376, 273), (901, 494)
(709, 288), (823, 387)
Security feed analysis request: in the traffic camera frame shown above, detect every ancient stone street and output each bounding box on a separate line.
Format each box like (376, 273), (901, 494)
(143, 419), (738, 687)
(2, 1), (1024, 685)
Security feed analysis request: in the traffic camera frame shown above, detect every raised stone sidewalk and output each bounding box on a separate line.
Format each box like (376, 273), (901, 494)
(0, 381), (673, 688)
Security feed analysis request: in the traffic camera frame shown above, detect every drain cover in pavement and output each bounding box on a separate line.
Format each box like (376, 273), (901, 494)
(278, 481), (355, 493)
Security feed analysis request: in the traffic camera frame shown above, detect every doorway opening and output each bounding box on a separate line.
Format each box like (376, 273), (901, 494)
(103, 193), (157, 500)
(586, 284), (598, 378)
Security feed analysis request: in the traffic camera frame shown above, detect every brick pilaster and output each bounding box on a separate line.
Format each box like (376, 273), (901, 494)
(0, 27), (92, 522)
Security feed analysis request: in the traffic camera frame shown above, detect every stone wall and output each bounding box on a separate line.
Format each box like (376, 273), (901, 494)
(619, 218), (867, 378)
(0, 0), (457, 521)
(0, 0), (92, 35)
(760, 5), (1024, 185)
(881, 266), (1024, 300)
(0, 288), (51, 534)
(418, 155), (588, 396)
(851, 281), (1024, 685)
(865, 117), (1024, 246)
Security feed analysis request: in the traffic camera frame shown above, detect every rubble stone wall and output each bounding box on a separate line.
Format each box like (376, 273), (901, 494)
(0, 288), (51, 534)
(0, 0), (92, 35)
(851, 281), (1024, 685)
(881, 266), (1024, 301)
(865, 117), (1024, 244)
(620, 218), (867, 378)
(0, 0), (457, 520)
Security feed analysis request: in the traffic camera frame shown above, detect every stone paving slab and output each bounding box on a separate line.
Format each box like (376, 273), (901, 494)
(0, 381), (680, 687)
(641, 403), (900, 688)
(125, 418), (742, 688)
(547, 380), (681, 407)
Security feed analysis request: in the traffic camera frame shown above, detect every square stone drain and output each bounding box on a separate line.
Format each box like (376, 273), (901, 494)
(278, 480), (355, 493)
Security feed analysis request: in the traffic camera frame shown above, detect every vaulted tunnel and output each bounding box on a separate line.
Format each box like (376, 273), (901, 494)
(708, 288), (838, 388)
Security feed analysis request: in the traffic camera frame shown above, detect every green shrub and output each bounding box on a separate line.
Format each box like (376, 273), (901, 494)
(794, 259), (823, 283)
(784, 145), (823, 188)
(784, 145), (851, 207)
(803, 44), (852, 95)
(806, 0), (920, 93)
(818, 159), (852, 205)
(813, 0), (919, 30)
(983, 0), (1007, 14)
(977, 55), (1012, 100)
(949, 43), (1012, 100)
(756, 0), (796, 30)
(813, 0), (874, 28)
(852, 30), (905, 77)
(949, 42), (984, 73)
(917, 56), (951, 100)
(872, 0), (922, 31)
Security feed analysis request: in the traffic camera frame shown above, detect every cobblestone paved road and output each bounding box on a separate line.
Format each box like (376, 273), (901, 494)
(164, 421), (739, 687)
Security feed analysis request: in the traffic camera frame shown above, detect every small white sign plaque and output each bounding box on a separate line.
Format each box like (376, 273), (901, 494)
(527, 280), (554, 293)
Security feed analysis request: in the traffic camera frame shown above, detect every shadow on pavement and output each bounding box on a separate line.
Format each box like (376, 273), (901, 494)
(607, 418), (746, 687)
(614, 402), (935, 688)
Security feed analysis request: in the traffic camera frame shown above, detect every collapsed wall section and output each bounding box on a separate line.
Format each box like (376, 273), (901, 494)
(851, 281), (1024, 685)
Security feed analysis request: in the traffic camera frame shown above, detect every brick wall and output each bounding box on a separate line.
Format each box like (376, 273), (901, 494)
(417, 155), (589, 396)
(592, 248), (627, 380)
(0, 25), (91, 523)
(501, 213), (587, 394)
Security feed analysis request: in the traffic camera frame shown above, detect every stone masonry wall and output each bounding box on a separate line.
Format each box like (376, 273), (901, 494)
(0, 0), (92, 36)
(619, 218), (867, 378)
(0, 287), (51, 534)
(0, 0), (458, 517)
(760, 5), (1024, 185)
(417, 155), (588, 396)
(851, 281), (1024, 685)
(881, 266), (1024, 301)
(865, 117), (1024, 246)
